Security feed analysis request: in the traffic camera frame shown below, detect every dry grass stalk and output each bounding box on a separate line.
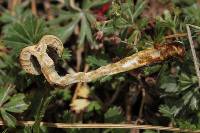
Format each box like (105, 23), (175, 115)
(186, 24), (200, 87)
(0, 120), (199, 132)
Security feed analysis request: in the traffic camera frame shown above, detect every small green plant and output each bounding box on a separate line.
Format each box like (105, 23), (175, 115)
(0, 85), (29, 127)
(48, 0), (109, 45)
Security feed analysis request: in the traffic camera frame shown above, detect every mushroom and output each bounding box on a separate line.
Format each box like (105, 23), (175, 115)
(20, 35), (185, 87)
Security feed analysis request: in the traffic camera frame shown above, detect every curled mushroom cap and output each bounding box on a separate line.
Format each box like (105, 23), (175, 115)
(38, 35), (64, 57)
(20, 35), (185, 87)
(20, 45), (41, 75)
(19, 35), (64, 75)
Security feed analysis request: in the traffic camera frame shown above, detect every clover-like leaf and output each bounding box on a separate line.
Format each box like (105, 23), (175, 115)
(160, 83), (178, 92)
(86, 55), (108, 68)
(0, 86), (13, 107)
(54, 14), (81, 43)
(3, 15), (47, 56)
(0, 86), (29, 127)
(0, 5), (32, 34)
(104, 106), (124, 123)
(87, 101), (101, 112)
(0, 109), (16, 127)
(62, 48), (72, 61)
(48, 2), (98, 45)
(4, 94), (29, 113)
(82, 0), (109, 9)
(159, 105), (176, 118)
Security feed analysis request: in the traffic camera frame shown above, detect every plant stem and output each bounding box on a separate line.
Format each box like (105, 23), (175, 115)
(186, 24), (200, 87)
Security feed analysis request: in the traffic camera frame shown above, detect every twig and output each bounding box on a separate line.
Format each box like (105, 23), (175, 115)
(0, 47), (9, 54)
(8, 0), (21, 15)
(31, 0), (37, 16)
(164, 32), (200, 39)
(106, 83), (126, 107)
(126, 85), (141, 122)
(44, 0), (53, 20)
(186, 24), (200, 87)
(72, 64), (90, 101)
(72, 83), (82, 101)
(164, 33), (187, 39)
(0, 120), (199, 132)
(76, 46), (84, 71)
(138, 88), (145, 119)
(136, 74), (145, 121)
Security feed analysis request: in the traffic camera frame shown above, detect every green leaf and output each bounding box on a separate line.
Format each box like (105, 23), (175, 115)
(0, 87), (13, 107)
(78, 16), (87, 45)
(127, 30), (140, 44)
(33, 95), (54, 132)
(132, 0), (146, 20)
(173, 0), (196, 6)
(190, 96), (198, 110)
(87, 101), (101, 112)
(159, 105), (175, 118)
(143, 65), (161, 76)
(143, 130), (157, 133)
(180, 73), (190, 81)
(179, 73), (192, 86)
(114, 17), (129, 29)
(104, 106), (124, 123)
(183, 4), (200, 25)
(99, 75), (113, 83)
(85, 12), (96, 24)
(86, 56), (108, 68)
(176, 119), (197, 130)
(83, 0), (110, 9)
(179, 84), (192, 91)
(62, 49), (72, 61)
(54, 89), (72, 101)
(47, 11), (74, 25)
(121, 2), (134, 22)
(4, 93), (29, 113)
(0, 5), (32, 34)
(0, 109), (16, 127)
(182, 91), (193, 105)
(78, 14), (94, 45)
(62, 110), (76, 123)
(55, 16), (80, 43)
(156, 10), (177, 32)
(2, 129), (8, 133)
(160, 83), (178, 92)
(3, 15), (47, 56)
(23, 126), (33, 133)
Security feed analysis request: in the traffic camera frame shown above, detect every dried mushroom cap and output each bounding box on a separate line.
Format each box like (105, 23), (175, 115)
(19, 45), (41, 75)
(38, 35), (64, 57)
(20, 34), (184, 86)
(19, 35), (64, 75)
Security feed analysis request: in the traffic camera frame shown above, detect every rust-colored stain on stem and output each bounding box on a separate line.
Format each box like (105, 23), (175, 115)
(20, 35), (185, 87)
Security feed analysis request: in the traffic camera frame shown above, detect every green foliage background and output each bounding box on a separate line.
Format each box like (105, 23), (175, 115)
(0, 0), (200, 132)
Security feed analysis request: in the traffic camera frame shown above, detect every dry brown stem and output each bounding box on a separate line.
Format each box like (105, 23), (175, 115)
(31, 0), (37, 16)
(44, 0), (53, 20)
(186, 24), (200, 87)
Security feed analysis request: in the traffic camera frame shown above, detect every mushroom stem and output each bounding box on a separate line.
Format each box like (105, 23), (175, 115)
(39, 44), (184, 86)
(20, 35), (184, 87)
